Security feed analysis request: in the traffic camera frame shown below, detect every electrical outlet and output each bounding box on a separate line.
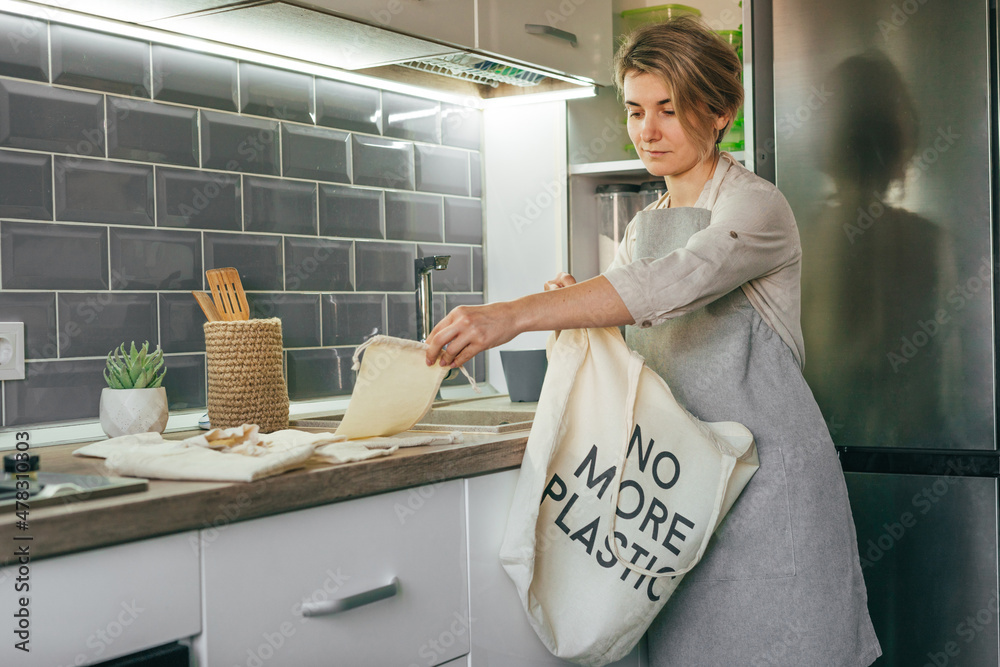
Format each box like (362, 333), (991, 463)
(0, 322), (25, 381)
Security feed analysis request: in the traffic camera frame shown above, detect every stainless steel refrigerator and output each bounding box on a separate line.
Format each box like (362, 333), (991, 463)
(751, 0), (999, 663)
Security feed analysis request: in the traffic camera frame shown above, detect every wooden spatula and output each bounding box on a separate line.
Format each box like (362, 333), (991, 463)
(206, 267), (250, 321)
(191, 291), (221, 322)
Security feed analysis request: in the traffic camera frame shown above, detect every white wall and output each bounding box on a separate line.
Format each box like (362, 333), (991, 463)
(483, 101), (568, 392)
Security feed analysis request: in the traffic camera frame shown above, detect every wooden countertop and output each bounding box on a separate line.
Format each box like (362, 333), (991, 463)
(0, 417), (530, 566)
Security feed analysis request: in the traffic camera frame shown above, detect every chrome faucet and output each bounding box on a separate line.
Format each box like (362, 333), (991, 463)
(415, 255), (450, 341)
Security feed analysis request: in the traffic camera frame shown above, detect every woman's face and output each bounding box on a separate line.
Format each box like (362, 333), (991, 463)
(624, 71), (722, 179)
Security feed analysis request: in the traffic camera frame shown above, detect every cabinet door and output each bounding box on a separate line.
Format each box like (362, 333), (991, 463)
(32, 1), (241, 22)
(194, 480), (469, 667)
(467, 471), (643, 666)
(0, 532), (201, 666)
(477, 0), (613, 84)
(297, 0), (475, 48)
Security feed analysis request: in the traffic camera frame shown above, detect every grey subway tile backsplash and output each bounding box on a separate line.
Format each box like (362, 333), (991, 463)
(387, 293), (444, 340)
(0, 150), (51, 220)
(0, 79), (105, 155)
(415, 144), (469, 196)
(107, 97), (198, 166)
(244, 176), (317, 235)
(0, 16), (483, 429)
(473, 246), (483, 292)
(159, 293), (205, 354)
(319, 185), (383, 239)
(356, 241), (416, 292)
(109, 227), (202, 290)
(0, 12), (48, 82)
(322, 294), (384, 346)
(0, 293), (57, 360)
(51, 24), (151, 96)
(287, 348), (356, 400)
(162, 353), (207, 410)
(57, 293), (158, 358)
(316, 78), (381, 134)
(6, 358), (106, 426)
(417, 244), (472, 292)
(441, 104), (482, 150)
(285, 238), (353, 292)
(55, 157), (153, 226)
(385, 191), (443, 242)
(444, 293), (486, 383)
(204, 233), (283, 291)
(2, 221), (108, 290)
(152, 44), (238, 111)
(201, 110), (280, 175)
(281, 124), (350, 183)
(239, 62), (314, 123)
(245, 293), (321, 348)
(383, 92), (440, 143)
(156, 167), (241, 231)
(444, 198), (483, 244)
(351, 135), (414, 189)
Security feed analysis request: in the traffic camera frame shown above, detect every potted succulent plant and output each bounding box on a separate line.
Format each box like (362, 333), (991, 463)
(99, 341), (169, 438)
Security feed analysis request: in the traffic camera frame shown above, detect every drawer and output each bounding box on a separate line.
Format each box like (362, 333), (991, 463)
(194, 479), (469, 667)
(478, 0), (613, 84)
(0, 532), (201, 666)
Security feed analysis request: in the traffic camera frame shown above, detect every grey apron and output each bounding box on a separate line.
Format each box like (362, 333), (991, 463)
(626, 206), (881, 667)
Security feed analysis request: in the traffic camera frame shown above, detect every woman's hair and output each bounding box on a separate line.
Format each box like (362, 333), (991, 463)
(614, 16), (743, 159)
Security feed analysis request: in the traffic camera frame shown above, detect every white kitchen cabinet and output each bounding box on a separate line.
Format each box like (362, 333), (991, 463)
(466, 470), (644, 666)
(0, 531), (201, 666)
(193, 479), (469, 667)
(478, 0), (613, 84)
(297, 0), (476, 49)
(29, 0), (241, 23)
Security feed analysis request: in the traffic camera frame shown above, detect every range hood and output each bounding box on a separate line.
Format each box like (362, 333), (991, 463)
(13, 0), (597, 101)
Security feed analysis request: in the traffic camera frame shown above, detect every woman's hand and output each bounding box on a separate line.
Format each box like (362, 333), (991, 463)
(544, 272), (577, 291)
(424, 273), (632, 368)
(424, 302), (522, 369)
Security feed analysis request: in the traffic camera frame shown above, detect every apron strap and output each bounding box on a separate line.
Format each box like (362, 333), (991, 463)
(605, 349), (738, 578)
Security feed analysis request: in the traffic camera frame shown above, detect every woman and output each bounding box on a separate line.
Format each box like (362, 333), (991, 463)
(426, 17), (881, 666)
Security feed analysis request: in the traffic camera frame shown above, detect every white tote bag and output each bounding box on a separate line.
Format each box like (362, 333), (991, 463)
(499, 327), (759, 667)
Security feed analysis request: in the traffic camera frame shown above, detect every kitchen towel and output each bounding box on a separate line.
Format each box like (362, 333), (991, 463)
(499, 327), (758, 666)
(74, 427), (465, 481)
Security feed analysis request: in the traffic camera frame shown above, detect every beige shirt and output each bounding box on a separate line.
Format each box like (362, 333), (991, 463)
(603, 153), (805, 368)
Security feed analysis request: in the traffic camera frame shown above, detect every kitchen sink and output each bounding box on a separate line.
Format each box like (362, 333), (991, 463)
(414, 408), (533, 433)
(291, 400), (535, 434)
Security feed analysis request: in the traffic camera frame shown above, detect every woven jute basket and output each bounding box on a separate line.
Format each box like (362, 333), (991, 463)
(204, 318), (289, 433)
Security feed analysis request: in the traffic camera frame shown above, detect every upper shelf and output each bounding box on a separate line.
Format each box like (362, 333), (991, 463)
(569, 152), (747, 176)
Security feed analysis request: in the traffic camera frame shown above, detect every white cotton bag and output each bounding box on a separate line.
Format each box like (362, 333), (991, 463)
(499, 327), (759, 666)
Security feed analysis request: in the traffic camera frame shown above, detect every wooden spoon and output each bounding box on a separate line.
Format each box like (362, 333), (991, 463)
(206, 267), (250, 321)
(191, 291), (221, 322)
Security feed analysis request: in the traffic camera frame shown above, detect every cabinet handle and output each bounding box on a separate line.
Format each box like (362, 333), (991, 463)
(301, 577), (400, 617)
(524, 24), (578, 47)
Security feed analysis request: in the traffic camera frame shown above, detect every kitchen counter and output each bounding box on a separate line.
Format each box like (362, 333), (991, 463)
(0, 399), (534, 566)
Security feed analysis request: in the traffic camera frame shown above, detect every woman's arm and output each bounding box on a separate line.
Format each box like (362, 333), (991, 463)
(424, 274), (634, 368)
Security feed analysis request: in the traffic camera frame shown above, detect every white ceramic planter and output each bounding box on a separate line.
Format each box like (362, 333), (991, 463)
(100, 387), (169, 438)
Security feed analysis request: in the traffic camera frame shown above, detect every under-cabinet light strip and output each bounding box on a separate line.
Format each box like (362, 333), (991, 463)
(0, 0), (596, 108)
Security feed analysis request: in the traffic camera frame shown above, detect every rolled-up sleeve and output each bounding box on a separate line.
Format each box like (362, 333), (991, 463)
(603, 189), (799, 327)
